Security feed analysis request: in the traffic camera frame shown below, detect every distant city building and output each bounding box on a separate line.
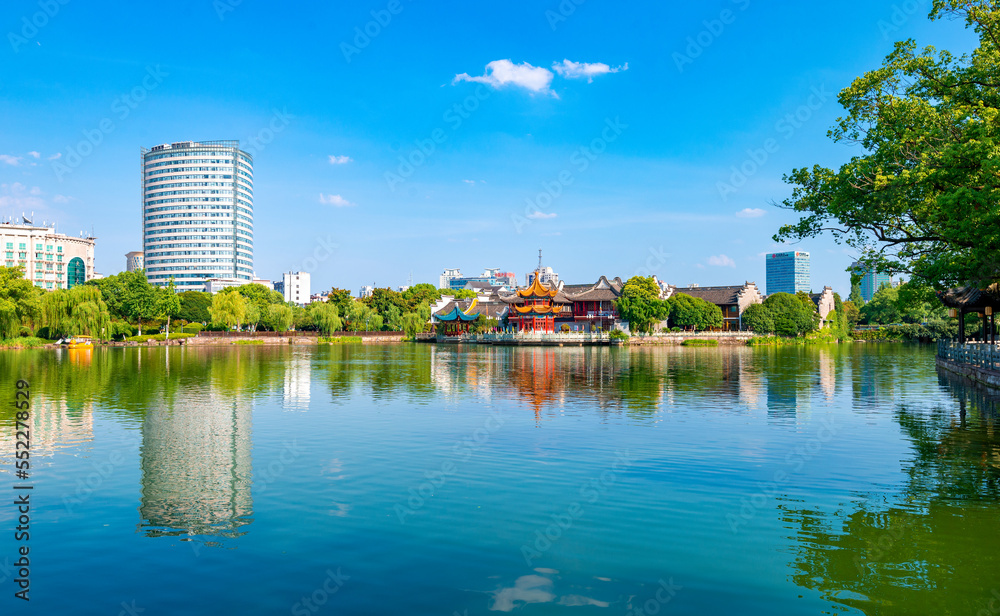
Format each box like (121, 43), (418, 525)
(852, 261), (893, 302)
(766, 251), (810, 295)
(358, 285), (374, 299)
(439, 267), (517, 291)
(204, 278), (245, 294)
(142, 140), (254, 292)
(526, 266), (559, 287)
(251, 277), (274, 289)
(275, 271), (310, 306)
(0, 220), (96, 291)
(126, 250), (144, 272)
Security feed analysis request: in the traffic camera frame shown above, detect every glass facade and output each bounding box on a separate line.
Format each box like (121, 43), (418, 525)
(141, 140), (253, 291)
(766, 251), (810, 295)
(852, 262), (892, 302)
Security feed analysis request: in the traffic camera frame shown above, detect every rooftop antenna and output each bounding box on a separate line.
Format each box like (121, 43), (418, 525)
(537, 248), (543, 271)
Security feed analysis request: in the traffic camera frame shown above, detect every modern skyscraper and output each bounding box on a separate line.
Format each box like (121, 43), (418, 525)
(765, 251), (810, 295)
(125, 250), (144, 272)
(851, 261), (893, 302)
(141, 140), (253, 291)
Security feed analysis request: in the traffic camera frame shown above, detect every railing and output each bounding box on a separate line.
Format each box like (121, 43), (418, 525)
(473, 331), (611, 343)
(197, 330), (404, 338)
(938, 340), (1000, 372)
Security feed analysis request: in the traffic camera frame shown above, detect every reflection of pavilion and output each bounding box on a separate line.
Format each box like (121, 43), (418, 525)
(508, 348), (566, 421)
(139, 393), (253, 538)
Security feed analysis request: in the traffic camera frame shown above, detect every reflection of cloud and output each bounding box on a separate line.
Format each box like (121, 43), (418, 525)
(489, 572), (609, 612)
(323, 458), (345, 480)
(490, 575), (555, 612)
(329, 502), (351, 517)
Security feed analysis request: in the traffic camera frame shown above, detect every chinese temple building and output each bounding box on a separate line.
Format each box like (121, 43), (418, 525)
(433, 300), (480, 336)
(507, 273), (562, 332)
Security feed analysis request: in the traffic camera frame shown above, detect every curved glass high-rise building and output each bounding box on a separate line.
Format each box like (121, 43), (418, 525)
(141, 140), (253, 291)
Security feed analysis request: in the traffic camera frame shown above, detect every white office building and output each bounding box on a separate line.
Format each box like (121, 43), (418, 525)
(126, 250), (144, 272)
(0, 221), (96, 290)
(141, 140), (254, 292)
(275, 271), (310, 306)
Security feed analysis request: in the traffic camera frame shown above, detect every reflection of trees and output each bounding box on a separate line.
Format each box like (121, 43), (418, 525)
(781, 370), (1000, 615)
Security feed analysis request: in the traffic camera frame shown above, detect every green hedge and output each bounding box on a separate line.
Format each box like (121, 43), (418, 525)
(681, 339), (719, 347)
(0, 337), (51, 348)
(181, 323), (204, 334)
(233, 339), (264, 345)
(126, 333), (196, 342)
(319, 336), (363, 344)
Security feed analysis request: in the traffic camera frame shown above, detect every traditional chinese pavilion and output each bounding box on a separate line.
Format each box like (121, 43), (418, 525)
(434, 301), (480, 336)
(507, 273), (562, 332)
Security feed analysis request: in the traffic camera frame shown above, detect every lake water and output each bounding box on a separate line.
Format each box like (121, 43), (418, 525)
(0, 343), (997, 615)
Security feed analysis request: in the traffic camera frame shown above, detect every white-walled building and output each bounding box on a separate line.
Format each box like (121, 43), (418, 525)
(275, 272), (310, 306)
(126, 251), (144, 272)
(141, 140), (254, 292)
(0, 221), (96, 290)
(204, 277), (245, 294)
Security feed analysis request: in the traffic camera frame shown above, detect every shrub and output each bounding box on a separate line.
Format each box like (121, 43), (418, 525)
(560, 324), (571, 333)
(181, 323), (204, 334)
(609, 330), (629, 341)
(319, 336), (363, 344)
(682, 339), (719, 346)
(126, 333), (195, 342)
(233, 339), (264, 345)
(0, 337), (49, 348)
(18, 326), (32, 338)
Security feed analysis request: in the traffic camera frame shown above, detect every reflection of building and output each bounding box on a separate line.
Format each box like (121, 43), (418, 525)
(766, 251), (810, 295)
(0, 396), (95, 458)
(283, 353), (312, 411)
(139, 394), (253, 538)
(0, 221), (97, 290)
(141, 140), (254, 291)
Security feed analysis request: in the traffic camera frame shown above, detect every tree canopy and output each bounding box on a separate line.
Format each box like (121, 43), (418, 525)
(774, 1), (1000, 289)
(666, 293), (723, 331)
(615, 276), (668, 334)
(762, 293), (818, 336)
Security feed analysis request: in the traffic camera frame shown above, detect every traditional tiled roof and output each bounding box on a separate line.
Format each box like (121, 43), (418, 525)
(675, 286), (743, 305)
(938, 286), (1000, 310)
(518, 274), (558, 299)
(563, 276), (624, 302)
(434, 302), (479, 322)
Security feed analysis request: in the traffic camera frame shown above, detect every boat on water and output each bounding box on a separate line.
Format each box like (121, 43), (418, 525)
(66, 336), (94, 349)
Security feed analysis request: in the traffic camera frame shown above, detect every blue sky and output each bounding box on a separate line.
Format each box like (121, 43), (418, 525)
(0, 0), (979, 296)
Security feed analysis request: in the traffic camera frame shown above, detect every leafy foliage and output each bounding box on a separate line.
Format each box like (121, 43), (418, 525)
(615, 276), (668, 334)
(741, 303), (775, 334)
(666, 293), (722, 331)
(762, 293), (818, 337)
(774, 2), (1000, 289)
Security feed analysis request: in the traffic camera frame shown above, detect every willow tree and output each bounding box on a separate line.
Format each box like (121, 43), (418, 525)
(0, 266), (41, 338)
(267, 304), (294, 332)
(42, 286), (112, 340)
(774, 1), (1000, 289)
(209, 291), (246, 330)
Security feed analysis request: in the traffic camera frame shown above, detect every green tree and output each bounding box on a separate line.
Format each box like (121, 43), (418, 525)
(310, 302), (342, 334)
(0, 266), (42, 337)
(326, 287), (354, 315)
(774, 2), (1000, 289)
(861, 285), (901, 325)
(209, 291), (247, 330)
(842, 300), (862, 331)
(763, 292), (817, 336)
(848, 283), (866, 308)
(267, 304), (294, 332)
(382, 304), (403, 331)
(741, 303), (775, 334)
(449, 288), (477, 300)
(402, 283), (441, 310)
(616, 276), (668, 334)
(155, 281), (181, 337)
(667, 293), (721, 331)
(42, 285), (112, 340)
(176, 291), (212, 323)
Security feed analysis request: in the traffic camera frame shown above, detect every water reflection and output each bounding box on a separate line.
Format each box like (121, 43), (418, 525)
(780, 367), (1000, 614)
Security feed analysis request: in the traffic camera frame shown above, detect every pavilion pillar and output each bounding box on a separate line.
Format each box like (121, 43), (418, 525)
(959, 309), (966, 344)
(992, 312), (996, 345)
(984, 311), (989, 343)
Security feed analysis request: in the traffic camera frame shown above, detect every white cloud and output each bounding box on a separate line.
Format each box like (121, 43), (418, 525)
(53, 194), (70, 204)
(551, 60), (628, 82)
(0, 182), (47, 211)
(27, 151), (40, 159)
(29, 186), (40, 196)
(319, 193), (355, 207)
(0, 155), (22, 166)
(708, 254), (736, 267)
(328, 155), (352, 165)
(526, 211), (557, 220)
(462, 179), (476, 185)
(736, 207), (766, 218)
(47, 153), (61, 161)
(454, 60), (556, 96)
